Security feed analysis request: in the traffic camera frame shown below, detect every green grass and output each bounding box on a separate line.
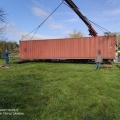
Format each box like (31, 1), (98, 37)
(0, 59), (120, 120)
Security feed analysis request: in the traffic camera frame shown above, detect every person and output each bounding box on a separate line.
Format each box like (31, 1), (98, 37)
(95, 50), (103, 70)
(4, 49), (9, 65)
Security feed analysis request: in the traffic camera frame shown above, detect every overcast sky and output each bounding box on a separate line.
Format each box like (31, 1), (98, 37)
(1, 0), (120, 42)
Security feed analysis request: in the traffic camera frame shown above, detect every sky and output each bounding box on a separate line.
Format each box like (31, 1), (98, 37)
(0, 0), (120, 42)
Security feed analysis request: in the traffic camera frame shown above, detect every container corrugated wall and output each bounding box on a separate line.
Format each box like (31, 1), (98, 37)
(19, 36), (116, 60)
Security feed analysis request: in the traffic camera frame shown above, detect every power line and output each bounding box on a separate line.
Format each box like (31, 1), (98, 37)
(22, 1), (64, 40)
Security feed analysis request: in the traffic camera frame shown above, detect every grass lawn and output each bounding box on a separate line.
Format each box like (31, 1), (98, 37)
(0, 59), (120, 120)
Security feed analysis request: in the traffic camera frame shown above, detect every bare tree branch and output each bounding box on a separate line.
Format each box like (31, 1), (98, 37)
(0, 9), (6, 23)
(0, 9), (6, 37)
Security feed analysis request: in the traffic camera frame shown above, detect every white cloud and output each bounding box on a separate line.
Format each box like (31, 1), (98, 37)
(1, 23), (26, 41)
(6, 25), (58, 40)
(5, 22), (64, 41)
(49, 23), (63, 30)
(106, 0), (118, 5)
(5, 23), (21, 36)
(20, 32), (63, 40)
(104, 8), (120, 16)
(32, 6), (49, 17)
(64, 18), (79, 23)
(0, 22), (6, 34)
(7, 28), (61, 40)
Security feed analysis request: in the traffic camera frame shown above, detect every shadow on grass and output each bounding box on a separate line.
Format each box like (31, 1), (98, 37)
(115, 64), (120, 69)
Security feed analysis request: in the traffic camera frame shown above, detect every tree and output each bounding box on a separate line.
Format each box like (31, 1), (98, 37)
(0, 41), (19, 58)
(117, 34), (120, 50)
(104, 32), (120, 50)
(104, 32), (116, 36)
(69, 30), (83, 38)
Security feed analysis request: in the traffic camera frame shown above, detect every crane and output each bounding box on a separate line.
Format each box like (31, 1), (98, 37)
(64, 0), (97, 37)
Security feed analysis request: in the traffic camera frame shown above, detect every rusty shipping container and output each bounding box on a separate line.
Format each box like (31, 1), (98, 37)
(19, 36), (116, 60)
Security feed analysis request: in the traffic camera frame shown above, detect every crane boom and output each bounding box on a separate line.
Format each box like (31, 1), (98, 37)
(64, 0), (97, 36)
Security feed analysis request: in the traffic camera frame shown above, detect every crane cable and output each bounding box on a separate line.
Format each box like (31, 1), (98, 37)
(63, 1), (111, 33)
(22, 0), (111, 40)
(88, 19), (111, 33)
(22, 0), (64, 40)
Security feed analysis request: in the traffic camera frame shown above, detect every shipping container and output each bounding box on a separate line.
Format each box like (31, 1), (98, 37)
(19, 36), (116, 61)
